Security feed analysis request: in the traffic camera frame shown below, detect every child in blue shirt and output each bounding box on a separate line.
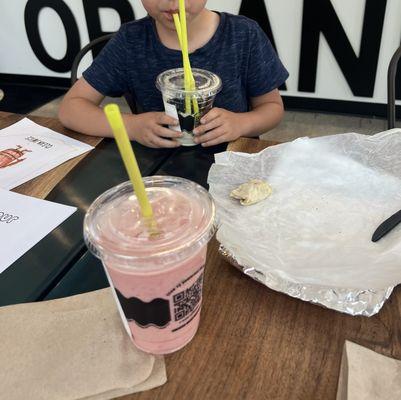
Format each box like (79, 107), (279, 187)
(59, 0), (288, 148)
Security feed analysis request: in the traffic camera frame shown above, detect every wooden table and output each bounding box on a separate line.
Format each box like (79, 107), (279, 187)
(130, 138), (401, 400)
(1, 113), (400, 399)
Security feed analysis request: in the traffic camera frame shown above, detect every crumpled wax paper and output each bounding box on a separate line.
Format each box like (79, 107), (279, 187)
(208, 130), (401, 315)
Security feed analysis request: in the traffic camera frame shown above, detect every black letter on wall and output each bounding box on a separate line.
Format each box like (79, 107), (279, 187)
(25, 0), (81, 73)
(239, 0), (286, 90)
(397, 49), (401, 100)
(299, 0), (387, 97)
(83, 0), (135, 57)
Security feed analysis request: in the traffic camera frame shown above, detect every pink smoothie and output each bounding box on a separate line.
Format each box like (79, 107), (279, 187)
(84, 177), (215, 354)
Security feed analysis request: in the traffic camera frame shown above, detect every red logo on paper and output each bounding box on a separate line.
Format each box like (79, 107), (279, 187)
(0, 145), (31, 168)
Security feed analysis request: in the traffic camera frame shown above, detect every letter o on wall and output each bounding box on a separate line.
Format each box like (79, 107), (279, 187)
(25, 0), (81, 73)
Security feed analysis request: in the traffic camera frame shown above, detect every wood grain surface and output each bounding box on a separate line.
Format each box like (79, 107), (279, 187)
(0, 111), (102, 199)
(1, 116), (399, 399)
(129, 137), (401, 400)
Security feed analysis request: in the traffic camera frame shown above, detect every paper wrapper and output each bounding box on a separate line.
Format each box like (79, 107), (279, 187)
(208, 130), (401, 316)
(0, 289), (167, 400)
(337, 341), (401, 400)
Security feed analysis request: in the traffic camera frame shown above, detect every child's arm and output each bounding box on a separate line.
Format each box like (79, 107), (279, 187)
(59, 78), (182, 148)
(193, 89), (284, 147)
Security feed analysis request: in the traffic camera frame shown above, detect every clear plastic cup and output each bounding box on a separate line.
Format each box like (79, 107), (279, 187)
(156, 68), (222, 146)
(84, 176), (216, 354)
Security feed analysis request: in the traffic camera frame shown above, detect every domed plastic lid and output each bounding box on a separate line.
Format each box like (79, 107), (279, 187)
(156, 68), (222, 97)
(84, 176), (216, 271)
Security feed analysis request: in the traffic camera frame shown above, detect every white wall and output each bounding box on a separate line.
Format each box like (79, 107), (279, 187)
(0, 0), (400, 106)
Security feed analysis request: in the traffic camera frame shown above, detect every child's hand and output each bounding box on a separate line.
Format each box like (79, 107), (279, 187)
(129, 112), (182, 148)
(193, 108), (243, 147)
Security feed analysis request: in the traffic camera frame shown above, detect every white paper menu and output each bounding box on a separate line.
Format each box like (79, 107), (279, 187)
(0, 189), (76, 274)
(0, 118), (94, 190)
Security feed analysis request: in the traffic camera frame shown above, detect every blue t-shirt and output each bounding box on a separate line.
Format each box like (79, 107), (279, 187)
(83, 12), (289, 113)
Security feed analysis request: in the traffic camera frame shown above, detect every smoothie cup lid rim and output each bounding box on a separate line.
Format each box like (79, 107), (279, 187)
(84, 176), (216, 266)
(156, 68), (222, 96)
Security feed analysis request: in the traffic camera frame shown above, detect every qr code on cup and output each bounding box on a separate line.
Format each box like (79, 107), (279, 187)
(173, 273), (204, 322)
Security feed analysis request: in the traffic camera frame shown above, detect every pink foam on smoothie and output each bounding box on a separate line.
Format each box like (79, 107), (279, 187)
(95, 187), (208, 262)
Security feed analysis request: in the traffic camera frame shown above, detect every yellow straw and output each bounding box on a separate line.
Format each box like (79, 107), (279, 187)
(173, 13), (190, 110)
(104, 104), (153, 219)
(178, 0), (193, 114)
(173, 14), (182, 47)
(174, 7), (199, 114)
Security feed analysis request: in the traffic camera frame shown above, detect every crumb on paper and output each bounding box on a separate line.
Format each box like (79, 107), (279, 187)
(230, 179), (272, 206)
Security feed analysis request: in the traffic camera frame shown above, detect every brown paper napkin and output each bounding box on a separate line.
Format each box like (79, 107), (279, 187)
(0, 288), (167, 400)
(337, 341), (401, 400)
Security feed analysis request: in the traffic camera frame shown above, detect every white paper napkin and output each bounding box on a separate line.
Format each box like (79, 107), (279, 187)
(337, 341), (401, 400)
(0, 289), (167, 400)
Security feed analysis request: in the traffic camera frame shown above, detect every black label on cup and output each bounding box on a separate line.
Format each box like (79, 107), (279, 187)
(115, 290), (171, 328)
(178, 112), (196, 132)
